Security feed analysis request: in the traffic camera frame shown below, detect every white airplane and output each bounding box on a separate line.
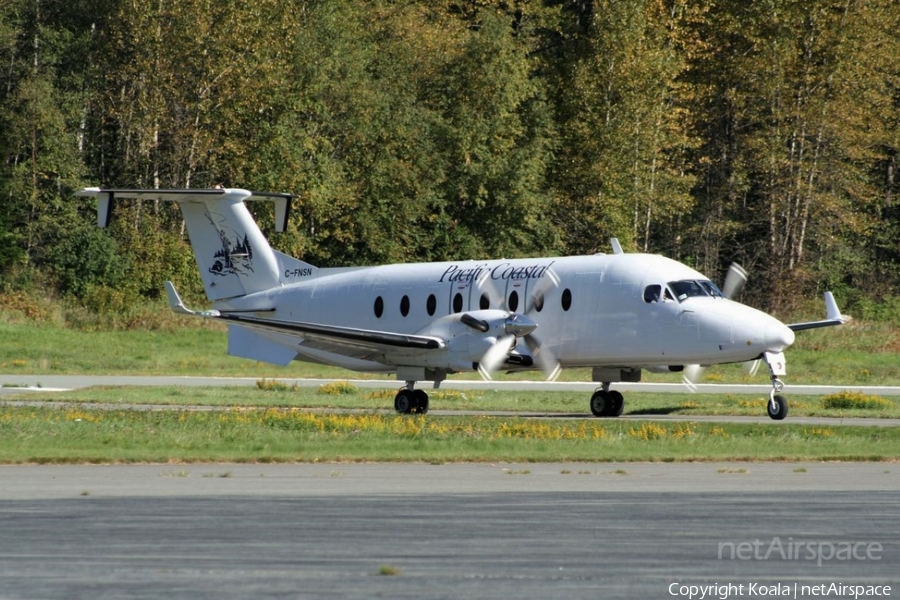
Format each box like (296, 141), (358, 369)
(76, 187), (846, 420)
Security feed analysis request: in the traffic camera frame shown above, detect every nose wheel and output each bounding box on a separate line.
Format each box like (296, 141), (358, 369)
(764, 351), (789, 420)
(767, 392), (788, 420)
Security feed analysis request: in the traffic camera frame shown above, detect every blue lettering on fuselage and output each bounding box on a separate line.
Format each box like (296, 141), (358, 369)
(439, 261), (555, 283)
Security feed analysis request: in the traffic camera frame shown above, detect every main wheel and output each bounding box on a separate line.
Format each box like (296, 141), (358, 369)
(413, 389), (429, 414)
(590, 391), (609, 417)
(607, 390), (624, 417)
(767, 394), (788, 420)
(394, 389), (417, 414)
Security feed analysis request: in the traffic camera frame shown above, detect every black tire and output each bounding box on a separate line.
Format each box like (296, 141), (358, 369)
(413, 389), (429, 414)
(607, 390), (624, 417)
(767, 394), (788, 420)
(590, 391), (609, 417)
(394, 389), (415, 414)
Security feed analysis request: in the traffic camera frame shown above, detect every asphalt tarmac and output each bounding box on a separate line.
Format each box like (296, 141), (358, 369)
(1, 463), (898, 599)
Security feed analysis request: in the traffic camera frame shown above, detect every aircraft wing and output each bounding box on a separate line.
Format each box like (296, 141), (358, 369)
(164, 281), (443, 360)
(216, 313), (444, 351)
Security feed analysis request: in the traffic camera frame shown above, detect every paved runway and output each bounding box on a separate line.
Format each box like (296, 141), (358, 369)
(1, 463), (898, 599)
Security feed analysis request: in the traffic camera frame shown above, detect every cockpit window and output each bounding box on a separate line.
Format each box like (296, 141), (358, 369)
(667, 280), (724, 301)
(699, 280), (725, 298)
(643, 285), (662, 303)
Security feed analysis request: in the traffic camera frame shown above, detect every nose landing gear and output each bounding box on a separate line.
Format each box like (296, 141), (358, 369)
(764, 352), (788, 420)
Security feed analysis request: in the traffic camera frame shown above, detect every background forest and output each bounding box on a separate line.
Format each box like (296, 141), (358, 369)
(1, 0), (899, 319)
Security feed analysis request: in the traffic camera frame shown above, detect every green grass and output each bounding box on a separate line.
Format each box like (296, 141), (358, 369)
(1, 405), (898, 464)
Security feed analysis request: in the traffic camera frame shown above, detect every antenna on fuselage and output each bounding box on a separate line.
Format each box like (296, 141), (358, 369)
(610, 238), (623, 254)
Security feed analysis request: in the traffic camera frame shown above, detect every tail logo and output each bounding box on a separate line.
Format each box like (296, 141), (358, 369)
(207, 212), (254, 278)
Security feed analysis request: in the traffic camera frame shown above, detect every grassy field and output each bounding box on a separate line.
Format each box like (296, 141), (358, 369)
(2, 404), (898, 464)
(1, 384), (898, 463)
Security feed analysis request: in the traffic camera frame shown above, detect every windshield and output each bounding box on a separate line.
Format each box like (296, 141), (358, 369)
(668, 279), (723, 302)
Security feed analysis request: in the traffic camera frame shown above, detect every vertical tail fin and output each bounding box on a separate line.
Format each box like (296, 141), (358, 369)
(77, 187), (315, 301)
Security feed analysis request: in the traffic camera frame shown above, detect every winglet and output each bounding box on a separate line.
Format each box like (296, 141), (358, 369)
(165, 281), (195, 316)
(787, 291), (847, 332)
(824, 291), (843, 322)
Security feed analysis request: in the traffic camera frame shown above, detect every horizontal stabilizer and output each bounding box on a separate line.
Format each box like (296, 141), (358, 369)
(228, 325), (298, 366)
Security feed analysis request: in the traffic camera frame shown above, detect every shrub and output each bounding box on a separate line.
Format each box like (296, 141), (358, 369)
(317, 381), (359, 395)
(821, 391), (892, 410)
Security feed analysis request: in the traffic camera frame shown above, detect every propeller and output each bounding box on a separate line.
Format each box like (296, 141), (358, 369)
(681, 364), (704, 392)
(477, 335), (517, 380)
(468, 267), (562, 381)
(722, 263), (748, 300)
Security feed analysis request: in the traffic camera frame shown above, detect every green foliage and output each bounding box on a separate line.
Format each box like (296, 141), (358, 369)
(0, 0), (898, 309)
(37, 222), (126, 297)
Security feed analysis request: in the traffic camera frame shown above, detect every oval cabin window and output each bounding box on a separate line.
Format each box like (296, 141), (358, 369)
(561, 288), (572, 311)
(508, 290), (519, 312)
(453, 293), (463, 313)
(426, 294), (437, 316)
(374, 296), (384, 318)
(400, 295), (410, 317)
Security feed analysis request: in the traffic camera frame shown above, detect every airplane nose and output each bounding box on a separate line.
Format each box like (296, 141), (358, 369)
(764, 320), (795, 351)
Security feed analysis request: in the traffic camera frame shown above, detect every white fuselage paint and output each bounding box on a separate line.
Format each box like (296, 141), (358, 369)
(219, 253), (795, 375)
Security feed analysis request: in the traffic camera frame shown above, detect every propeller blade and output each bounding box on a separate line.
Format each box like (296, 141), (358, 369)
(477, 334), (516, 381)
(722, 263), (748, 299)
(524, 267), (559, 315)
(744, 359), (761, 377)
(476, 270), (504, 310)
(523, 334), (561, 381)
(681, 364), (705, 392)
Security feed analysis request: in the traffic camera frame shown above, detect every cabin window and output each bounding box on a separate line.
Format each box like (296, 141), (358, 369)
(508, 290), (519, 312)
(400, 295), (410, 317)
(374, 296), (384, 318)
(532, 292), (544, 312)
(453, 292), (463, 313)
(426, 294), (437, 316)
(561, 288), (572, 311)
(480, 293), (490, 310)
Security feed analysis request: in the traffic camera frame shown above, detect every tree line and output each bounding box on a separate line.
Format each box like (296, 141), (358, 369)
(1, 0), (898, 316)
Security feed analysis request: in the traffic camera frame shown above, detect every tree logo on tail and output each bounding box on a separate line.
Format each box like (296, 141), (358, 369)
(206, 213), (254, 277)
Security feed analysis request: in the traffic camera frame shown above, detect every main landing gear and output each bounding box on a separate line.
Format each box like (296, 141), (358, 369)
(394, 382), (429, 415)
(590, 383), (624, 418)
